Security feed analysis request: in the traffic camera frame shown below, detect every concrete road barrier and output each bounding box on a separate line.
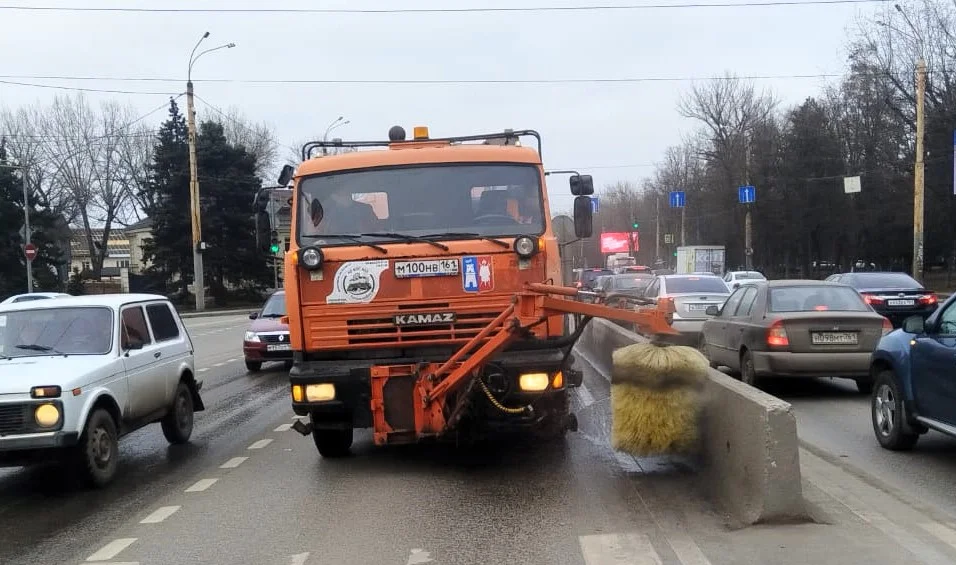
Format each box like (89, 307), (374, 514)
(179, 308), (253, 319)
(573, 318), (806, 525)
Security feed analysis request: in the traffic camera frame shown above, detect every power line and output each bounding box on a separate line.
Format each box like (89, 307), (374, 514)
(0, 79), (179, 95)
(0, 73), (847, 86)
(0, 1), (889, 14)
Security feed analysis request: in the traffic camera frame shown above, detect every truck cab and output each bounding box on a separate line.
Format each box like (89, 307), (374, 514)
(256, 126), (595, 456)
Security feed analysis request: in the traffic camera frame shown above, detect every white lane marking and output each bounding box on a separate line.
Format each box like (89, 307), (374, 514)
(86, 538), (138, 561)
(220, 457), (248, 469)
(579, 533), (662, 565)
(920, 522), (956, 552)
(227, 357), (237, 362)
(274, 423), (293, 432)
(139, 505), (181, 524)
(248, 439), (273, 450)
(198, 368), (209, 373)
(406, 548), (434, 564)
(213, 362), (225, 367)
(615, 452), (643, 473)
(577, 383), (596, 408)
(290, 553), (310, 565)
(185, 478), (218, 492)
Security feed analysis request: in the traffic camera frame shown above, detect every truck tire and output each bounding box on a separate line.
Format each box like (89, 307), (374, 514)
(76, 408), (119, 488)
(161, 381), (195, 445)
(534, 389), (571, 442)
(312, 428), (353, 457)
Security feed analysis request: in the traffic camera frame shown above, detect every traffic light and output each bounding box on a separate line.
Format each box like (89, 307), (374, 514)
(269, 230), (280, 254)
(632, 221), (639, 229)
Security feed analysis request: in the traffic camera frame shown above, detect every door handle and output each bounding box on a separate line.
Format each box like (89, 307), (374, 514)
(154, 352), (161, 358)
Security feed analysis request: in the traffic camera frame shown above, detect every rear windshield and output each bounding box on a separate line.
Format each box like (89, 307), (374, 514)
(610, 276), (650, 290)
(769, 286), (869, 312)
(846, 272), (921, 289)
(581, 270), (611, 284)
(664, 277), (730, 294)
(736, 272), (765, 280)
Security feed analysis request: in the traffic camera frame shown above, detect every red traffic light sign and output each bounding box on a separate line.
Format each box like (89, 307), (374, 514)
(24, 243), (37, 261)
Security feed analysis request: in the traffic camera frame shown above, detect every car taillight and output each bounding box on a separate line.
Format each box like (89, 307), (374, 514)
(881, 317), (893, 336)
(767, 320), (789, 347)
(919, 293), (937, 305)
(864, 294), (884, 306)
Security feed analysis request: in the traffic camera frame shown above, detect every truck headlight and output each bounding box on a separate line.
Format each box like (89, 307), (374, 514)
(299, 246), (324, 270)
(244, 331), (260, 342)
(518, 372), (549, 391)
(513, 236), (538, 259)
(35, 403), (60, 428)
(306, 384), (336, 402)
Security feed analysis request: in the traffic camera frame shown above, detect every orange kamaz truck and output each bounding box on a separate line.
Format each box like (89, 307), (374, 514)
(255, 126), (674, 457)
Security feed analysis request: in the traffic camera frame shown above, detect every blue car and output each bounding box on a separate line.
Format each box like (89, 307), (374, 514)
(870, 294), (956, 450)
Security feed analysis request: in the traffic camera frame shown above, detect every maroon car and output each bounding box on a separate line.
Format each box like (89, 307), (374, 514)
(243, 290), (292, 372)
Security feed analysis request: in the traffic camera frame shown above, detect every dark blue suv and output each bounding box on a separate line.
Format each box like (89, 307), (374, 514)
(870, 294), (956, 450)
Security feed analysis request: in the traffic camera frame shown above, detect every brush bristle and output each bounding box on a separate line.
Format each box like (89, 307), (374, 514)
(610, 342), (710, 390)
(611, 383), (700, 456)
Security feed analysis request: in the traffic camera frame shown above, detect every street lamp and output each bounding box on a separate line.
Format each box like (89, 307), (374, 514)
(185, 31), (235, 311)
(884, 5), (927, 282)
(0, 162), (32, 292)
(322, 116), (349, 155)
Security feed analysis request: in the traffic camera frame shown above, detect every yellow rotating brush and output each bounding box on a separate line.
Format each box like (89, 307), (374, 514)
(610, 342), (710, 456)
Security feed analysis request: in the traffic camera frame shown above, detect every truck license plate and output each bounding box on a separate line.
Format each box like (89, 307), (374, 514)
(394, 259), (459, 278)
(267, 344), (292, 352)
(811, 332), (858, 345)
(887, 299), (915, 306)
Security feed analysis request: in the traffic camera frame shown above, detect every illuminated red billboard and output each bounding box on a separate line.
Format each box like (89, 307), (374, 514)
(600, 231), (639, 253)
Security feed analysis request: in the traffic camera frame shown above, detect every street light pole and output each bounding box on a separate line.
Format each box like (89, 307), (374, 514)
(186, 32), (235, 311)
(913, 57), (927, 282)
(322, 116), (349, 156)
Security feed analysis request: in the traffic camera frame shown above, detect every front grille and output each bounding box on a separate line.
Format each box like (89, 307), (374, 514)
(346, 306), (503, 346)
(0, 404), (29, 435)
(259, 333), (290, 344)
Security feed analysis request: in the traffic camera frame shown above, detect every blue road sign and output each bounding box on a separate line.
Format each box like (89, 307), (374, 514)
(669, 191), (686, 208)
(591, 196), (599, 213)
(738, 185), (756, 204)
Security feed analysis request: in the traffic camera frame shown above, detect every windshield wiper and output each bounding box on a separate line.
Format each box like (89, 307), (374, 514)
(422, 232), (511, 249)
(14, 343), (65, 355)
(300, 234), (387, 254)
(360, 232), (449, 251)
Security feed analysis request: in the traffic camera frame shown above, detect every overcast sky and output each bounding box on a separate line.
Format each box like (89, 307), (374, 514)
(0, 0), (886, 214)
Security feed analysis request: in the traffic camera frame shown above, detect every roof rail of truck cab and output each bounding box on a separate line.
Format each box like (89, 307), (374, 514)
(301, 128), (542, 161)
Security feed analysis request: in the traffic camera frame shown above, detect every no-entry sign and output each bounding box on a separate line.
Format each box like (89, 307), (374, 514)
(24, 243), (37, 261)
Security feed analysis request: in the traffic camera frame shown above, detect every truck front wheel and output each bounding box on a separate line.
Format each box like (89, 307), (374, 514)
(312, 428), (353, 457)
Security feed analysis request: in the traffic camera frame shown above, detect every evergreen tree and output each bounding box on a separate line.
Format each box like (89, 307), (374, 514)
(0, 144), (65, 297)
(142, 99), (191, 298)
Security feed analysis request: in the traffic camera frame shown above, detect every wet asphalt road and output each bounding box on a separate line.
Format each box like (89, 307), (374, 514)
(0, 314), (293, 565)
(763, 376), (956, 519)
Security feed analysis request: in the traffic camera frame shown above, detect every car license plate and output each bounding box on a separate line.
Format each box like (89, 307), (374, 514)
(686, 303), (710, 311)
(887, 299), (915, 306)
(811, 331), (859, 345)
(267, 344), (292, 352)
(394, 259), (459, 278)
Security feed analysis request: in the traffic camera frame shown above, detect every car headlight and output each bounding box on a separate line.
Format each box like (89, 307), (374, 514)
(299, 246), (323, 270)
(513, 235), (538, 259)
(35, 403), (60, 428)
(244, 331), (260, 342)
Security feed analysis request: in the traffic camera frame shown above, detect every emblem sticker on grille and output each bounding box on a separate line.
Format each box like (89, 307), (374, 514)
(393, 312), (456, 326)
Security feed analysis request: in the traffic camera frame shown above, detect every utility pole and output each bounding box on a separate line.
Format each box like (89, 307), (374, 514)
(744, 137), (754, 270)
(680, 205), (686, 247)
(655, 196), (661, 264)
(270, 194), (279, 289)
(22, 167), (32, 292)
(186, 32), (235, 311)
(912, 57), (927, 282)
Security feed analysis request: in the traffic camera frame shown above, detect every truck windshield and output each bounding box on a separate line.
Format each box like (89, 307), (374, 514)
(296, 163), (544, 246)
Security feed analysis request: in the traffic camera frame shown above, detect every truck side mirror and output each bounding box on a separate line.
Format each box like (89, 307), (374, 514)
(278, 164), (295, 187)
(570, 174), (594, 196)
(255, 209), (272, 254)
(573, 196), (593, 238)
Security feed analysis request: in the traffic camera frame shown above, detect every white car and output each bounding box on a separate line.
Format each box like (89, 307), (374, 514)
(0, 292), (71, 305)
(723, 270), (767, 291)
(0, 294), (202, 487)
(642, 274), (732, 345)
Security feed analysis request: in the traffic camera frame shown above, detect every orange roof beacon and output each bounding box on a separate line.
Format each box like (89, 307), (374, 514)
(253, 126), (675, 457)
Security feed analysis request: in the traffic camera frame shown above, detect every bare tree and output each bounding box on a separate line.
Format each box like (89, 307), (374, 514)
(215, 106), (279, 180)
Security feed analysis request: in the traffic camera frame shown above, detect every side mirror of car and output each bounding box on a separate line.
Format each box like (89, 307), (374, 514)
(733, 282), (740, 289)
(705, 305), (720, 316)
(249, 312), (259, 320)
(902, 315), (925, 334)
